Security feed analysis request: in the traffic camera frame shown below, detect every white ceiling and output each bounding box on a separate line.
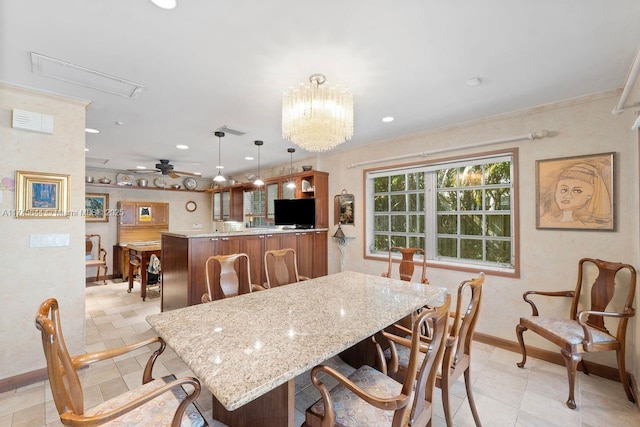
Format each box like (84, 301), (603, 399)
(2, 1), (639, 179)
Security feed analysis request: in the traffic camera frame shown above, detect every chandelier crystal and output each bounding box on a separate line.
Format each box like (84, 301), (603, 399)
(282, 73), (353, 152)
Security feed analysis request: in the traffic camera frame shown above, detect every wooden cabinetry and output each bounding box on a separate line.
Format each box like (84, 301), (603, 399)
(118, 201), (169, 227)
(162, 230), (329, 311)
(212, 185), (244, 221)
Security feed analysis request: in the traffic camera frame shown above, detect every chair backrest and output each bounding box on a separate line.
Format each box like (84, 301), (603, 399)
(382, 246), (428, 284)
(399, 294), (450, 425)
(85, 234), (102, 260)
(35, 298), (84, 417)
(448, 272), (485, 367)
(264, 248), (300, 288)
(571, 258), (637, 335)
(203, 253), (252, 302)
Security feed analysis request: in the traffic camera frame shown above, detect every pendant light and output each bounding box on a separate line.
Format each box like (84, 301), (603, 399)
(286, 148), (296, 189)
(213, 131), (226, 183)
(253, 140), (264, 186)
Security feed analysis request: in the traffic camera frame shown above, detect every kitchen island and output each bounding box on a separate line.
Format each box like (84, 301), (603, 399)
(161, 228), (328, 311)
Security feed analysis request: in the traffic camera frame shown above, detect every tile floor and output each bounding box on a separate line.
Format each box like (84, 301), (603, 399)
(1, 280), (639, 426)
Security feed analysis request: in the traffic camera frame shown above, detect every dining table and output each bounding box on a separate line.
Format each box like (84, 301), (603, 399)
(146, 270), (447, 427)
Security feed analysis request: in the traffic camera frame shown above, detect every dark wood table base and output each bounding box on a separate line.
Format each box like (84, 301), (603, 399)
(127, 245), (161, 301)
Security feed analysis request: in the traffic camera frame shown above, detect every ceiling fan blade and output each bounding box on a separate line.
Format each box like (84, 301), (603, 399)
(127, 169), (161, 174)
(172, 170), (201, 177)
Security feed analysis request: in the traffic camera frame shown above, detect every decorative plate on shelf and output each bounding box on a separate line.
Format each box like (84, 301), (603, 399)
(154, 177), (167, 188)
(183, 177), (197, 190)
(116, 173), (132, 185)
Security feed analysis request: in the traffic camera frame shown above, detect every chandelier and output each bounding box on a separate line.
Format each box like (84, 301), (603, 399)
(282, 73), (353, 152)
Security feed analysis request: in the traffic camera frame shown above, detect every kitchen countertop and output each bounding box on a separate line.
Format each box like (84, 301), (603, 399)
(162, 228), (329, 238)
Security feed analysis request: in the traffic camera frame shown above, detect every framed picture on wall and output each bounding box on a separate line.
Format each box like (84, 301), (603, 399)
(15, 170), (70, 219)
(85, 193), (109, 222)
(536, 152), (614, 231)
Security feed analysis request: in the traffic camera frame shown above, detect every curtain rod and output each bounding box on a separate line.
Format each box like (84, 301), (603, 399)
(612, 48), (640, 115)
(346, 130), (550, 169)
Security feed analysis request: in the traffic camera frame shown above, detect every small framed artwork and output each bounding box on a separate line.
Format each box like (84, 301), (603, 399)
(85, 193), (109, 222)
(334, 189), (355, 225)
(15, 171), (70, 219)
(536, 152), (614, 231)
(138, 206), (152, 222)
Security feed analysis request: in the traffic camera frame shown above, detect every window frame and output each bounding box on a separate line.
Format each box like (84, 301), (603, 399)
(364, 148), (519, 278)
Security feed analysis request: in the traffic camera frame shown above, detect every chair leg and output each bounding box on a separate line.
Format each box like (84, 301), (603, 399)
(441, 372), (453, 427)
(560, 349), (581, 409)
(464, 368), (482, 427)
(103, 266), (108, 285)
(617, 349), (635, 402)
(515, 323), (528, 368)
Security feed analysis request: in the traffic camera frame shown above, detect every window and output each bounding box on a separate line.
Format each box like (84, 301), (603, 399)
(366, 150), (517, 274)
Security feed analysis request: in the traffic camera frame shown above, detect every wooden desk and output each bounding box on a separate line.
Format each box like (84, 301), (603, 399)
(127, 242), (161, 301)
(146, 271), (447, 426)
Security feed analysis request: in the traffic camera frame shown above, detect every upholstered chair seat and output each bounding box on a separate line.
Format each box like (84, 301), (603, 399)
(85, 375), (206, 426)
(306, 365), (403, 427)
(520, 317), (617, 348)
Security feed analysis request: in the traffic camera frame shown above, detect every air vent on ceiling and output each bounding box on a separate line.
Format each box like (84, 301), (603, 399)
(86, 157), (110, 165)
(31, 52), (146, 98)
(217, 125), (247, 136)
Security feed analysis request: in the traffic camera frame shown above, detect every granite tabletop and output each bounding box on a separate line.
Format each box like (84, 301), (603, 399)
(146, 271), (447, 411)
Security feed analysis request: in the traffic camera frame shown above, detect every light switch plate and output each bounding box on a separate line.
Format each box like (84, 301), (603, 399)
(30, 233), (70, 247)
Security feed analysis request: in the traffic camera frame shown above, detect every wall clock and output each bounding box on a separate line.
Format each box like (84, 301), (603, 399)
(185, 201), (197, 212)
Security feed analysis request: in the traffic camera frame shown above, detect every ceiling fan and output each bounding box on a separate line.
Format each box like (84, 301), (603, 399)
(128, 160), (200, 178)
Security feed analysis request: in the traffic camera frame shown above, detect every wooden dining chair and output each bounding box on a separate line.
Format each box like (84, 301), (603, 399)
(85, 234), (108, 284)
(377, 273), (485, 427)
(201, 253), (265, 302)
(381, 246), (429, 284)
(516, 258), (637, 409)
(304, 295), (450, 427)
(264, 248), (309, 288)
(35, 298), (206, 426)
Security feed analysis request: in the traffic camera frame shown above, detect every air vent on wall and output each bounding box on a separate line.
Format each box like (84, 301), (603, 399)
(12, 109), (54, 134)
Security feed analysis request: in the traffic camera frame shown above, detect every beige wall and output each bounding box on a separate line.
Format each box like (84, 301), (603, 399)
(0, 84), (88, 379)
(84, 168), (213, 280)
(317, 90), (640, 372)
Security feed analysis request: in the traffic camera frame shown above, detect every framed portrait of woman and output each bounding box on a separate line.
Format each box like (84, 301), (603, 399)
(536, 152), (614, 231)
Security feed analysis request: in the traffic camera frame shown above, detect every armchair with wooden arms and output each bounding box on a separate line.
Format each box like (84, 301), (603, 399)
(201, 253), (265, 303)
(264, 248), (309, 289)
(35, 298), (206, 426)
(304, 295), (450, 427)
(85, 234), (108, 284)
(516, 258), (637, 409)
(376, 273), (485, 427)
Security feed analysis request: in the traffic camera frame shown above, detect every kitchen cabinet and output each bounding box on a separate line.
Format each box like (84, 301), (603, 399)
(161, 229), (329, 310)
(118, 201), (169, 227)
(211, 184), (244, 221)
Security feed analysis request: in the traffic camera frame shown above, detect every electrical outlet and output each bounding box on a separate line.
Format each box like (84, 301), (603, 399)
(192, 223), (203, 229)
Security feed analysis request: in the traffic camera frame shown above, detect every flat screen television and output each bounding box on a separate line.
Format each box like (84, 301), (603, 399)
(274, 198), (316, 229)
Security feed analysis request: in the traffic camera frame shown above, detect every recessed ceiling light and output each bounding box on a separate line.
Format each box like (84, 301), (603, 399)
(193, 172), (202, 175)
(136, 166), (146, 169)
(150, 0), (177, 9)
(84, 148), (89, 152)
(382, 116), (394, 123)
(245, 156), (254, 161)
(85, 128), (100, 134)
(115, 121), (123, 125)
(216, 165), (225, 169)
(176, 144), (189, 150)
(466, 77), (482, 87)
